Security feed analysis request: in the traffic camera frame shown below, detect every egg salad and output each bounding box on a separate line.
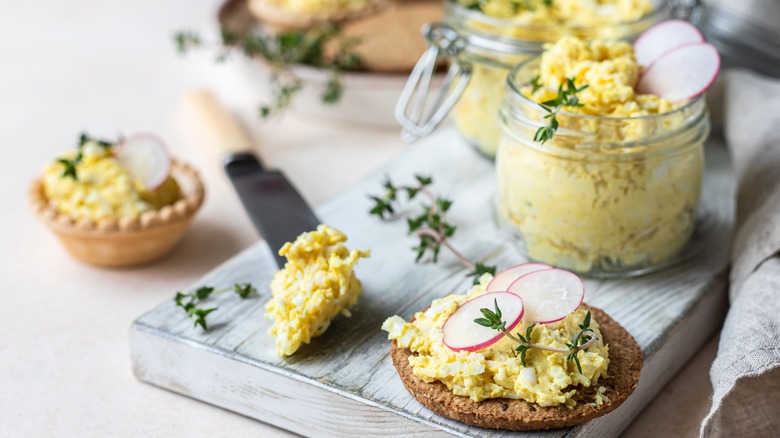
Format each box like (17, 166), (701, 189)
(496, 37), (707, 274)
(42, 141), (160, 221)
(529, 36), (673, 120)
(450, 0), (657, 156)
(457, 0), (653, 28)
(264, 0), (378, 16)
(266, 225), (370, 357)
(382, 275), (609, 407)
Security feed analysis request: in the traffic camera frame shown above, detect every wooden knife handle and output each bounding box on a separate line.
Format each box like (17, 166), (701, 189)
(182, 89), (254, 155)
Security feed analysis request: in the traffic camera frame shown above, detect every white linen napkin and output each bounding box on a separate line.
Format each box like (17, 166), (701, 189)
(700, 69), (780, 437)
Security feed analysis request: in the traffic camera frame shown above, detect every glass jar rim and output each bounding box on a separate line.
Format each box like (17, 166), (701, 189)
(505, 54), (706, 123)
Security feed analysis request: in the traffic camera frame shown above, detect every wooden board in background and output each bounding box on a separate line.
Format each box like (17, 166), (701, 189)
(130, 128), (733, 437)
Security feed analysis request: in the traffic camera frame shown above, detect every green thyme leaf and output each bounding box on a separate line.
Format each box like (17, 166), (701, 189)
(174, 26), (361, 115)
(534, 77), (588, 144)
(174, 283), (257, 331)
(531, 75), (542, 93)
(174, 31), (202, 53)
(474, 317), (493, 327)
(233, 283), (256, 299)
(573, 354), (582, 374)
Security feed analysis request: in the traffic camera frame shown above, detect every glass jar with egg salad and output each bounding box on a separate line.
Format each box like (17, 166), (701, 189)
(396, 0), (672, 158)
(495, 53), (710, 277)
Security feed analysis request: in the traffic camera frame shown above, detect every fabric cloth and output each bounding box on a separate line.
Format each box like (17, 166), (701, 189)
(700, 69), (780, 437)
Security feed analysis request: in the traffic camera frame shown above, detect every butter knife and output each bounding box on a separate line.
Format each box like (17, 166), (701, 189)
(183, 90), (320, 268)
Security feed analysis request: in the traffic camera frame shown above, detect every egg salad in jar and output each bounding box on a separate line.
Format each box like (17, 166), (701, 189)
(397, 0), (666, 158)
(495, 37), (709, 276)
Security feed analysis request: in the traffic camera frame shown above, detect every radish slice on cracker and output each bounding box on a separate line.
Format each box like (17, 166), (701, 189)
(637, 42), (720, 102)
(114, 134), (172, 190)
(442, 292), (524, 352)
(634, 19), (704, 68)
(507, 269), (584, 325)
(486, 263), (552, 292)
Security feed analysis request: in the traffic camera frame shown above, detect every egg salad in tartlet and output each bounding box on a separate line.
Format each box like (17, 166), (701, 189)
(382, 266), (642, 431)
(29, 133), (204, 267)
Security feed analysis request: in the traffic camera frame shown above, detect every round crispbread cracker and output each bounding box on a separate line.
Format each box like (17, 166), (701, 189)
(247, 0), (388, 30)
(389, 304), (642, 431)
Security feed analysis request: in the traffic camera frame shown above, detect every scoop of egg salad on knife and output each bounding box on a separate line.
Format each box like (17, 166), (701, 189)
(266, 225), (370, 357)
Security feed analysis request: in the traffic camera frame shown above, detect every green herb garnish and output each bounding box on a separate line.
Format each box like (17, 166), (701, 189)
(475, 301), (596, 371)
(55, 132), (117, 180)
(530, 75), (542, 93)
(369, 174), (496, 284)
(533, 77), (588, 144)
(174, 282), (257, 331)
(173, 24), (361, 118)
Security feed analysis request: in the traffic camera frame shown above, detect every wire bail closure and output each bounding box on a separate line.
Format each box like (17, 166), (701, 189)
(670, 0), (703, 23)
(395, 23), (471, 142)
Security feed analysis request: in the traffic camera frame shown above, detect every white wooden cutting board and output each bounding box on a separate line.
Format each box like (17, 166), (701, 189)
(130, 128), (733, 437)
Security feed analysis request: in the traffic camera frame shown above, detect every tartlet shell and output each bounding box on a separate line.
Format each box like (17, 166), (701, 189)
(29, 160), (205, 267)
(389, 304), (643, 431)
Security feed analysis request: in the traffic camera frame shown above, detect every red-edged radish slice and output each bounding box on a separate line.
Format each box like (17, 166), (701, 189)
(442, 292), (524, 352)
(486, 263), (553, 292)
(507, 269), (584, 325)
(637, 42), (720, 102)
(114, 134), (172, 190)
(634, 19), (704, 68)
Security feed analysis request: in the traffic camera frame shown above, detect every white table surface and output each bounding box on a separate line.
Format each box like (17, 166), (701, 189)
(0, 1), (716, 436)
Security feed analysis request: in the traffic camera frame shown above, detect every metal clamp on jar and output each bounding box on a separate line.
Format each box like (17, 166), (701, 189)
(396, 0), (683, 158)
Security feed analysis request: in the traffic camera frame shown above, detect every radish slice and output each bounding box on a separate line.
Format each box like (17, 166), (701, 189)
(442, 292), (524, 352)
(507, 269), (584, 325)
(114, 134), (172, 190)
(637, 42), (720, 102)
(486, 263), (553, 292)
(634, 19), (705, 68)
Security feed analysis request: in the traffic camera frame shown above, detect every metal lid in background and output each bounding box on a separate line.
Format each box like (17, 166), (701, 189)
(700, 0), (780, 77)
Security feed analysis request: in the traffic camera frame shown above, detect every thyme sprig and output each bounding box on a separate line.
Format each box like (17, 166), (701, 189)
(368, 175), (496, 284)
(475, 299), (597, 372)
(533, 77), (588, 144)
(174, 283), (256, 331)
(55, 132), (117, 180)
(173, 25), (361, 118)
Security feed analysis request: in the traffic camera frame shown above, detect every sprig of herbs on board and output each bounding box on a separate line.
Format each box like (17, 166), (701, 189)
(475, 299), (597, 372)
(532, 77), (588, 144)
(55, 132), (117, 180)
(174, 283), (257, 331)
(368, 174), (496, 284)
(173, 25), (361, 118)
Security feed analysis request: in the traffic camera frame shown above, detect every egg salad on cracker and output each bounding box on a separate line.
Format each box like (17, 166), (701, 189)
(266, 225), (370, 357)
(382, 274), (610, 407)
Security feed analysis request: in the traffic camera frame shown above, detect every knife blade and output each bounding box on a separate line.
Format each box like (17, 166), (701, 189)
(184, 90), (320, 268)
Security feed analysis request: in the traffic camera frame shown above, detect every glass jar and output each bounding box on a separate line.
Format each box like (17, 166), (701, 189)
(496, 57), (710, 277)
(395, 0), (674, 158)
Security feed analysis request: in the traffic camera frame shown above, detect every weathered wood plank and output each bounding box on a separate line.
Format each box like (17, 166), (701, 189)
(131, 128), (734, 437)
